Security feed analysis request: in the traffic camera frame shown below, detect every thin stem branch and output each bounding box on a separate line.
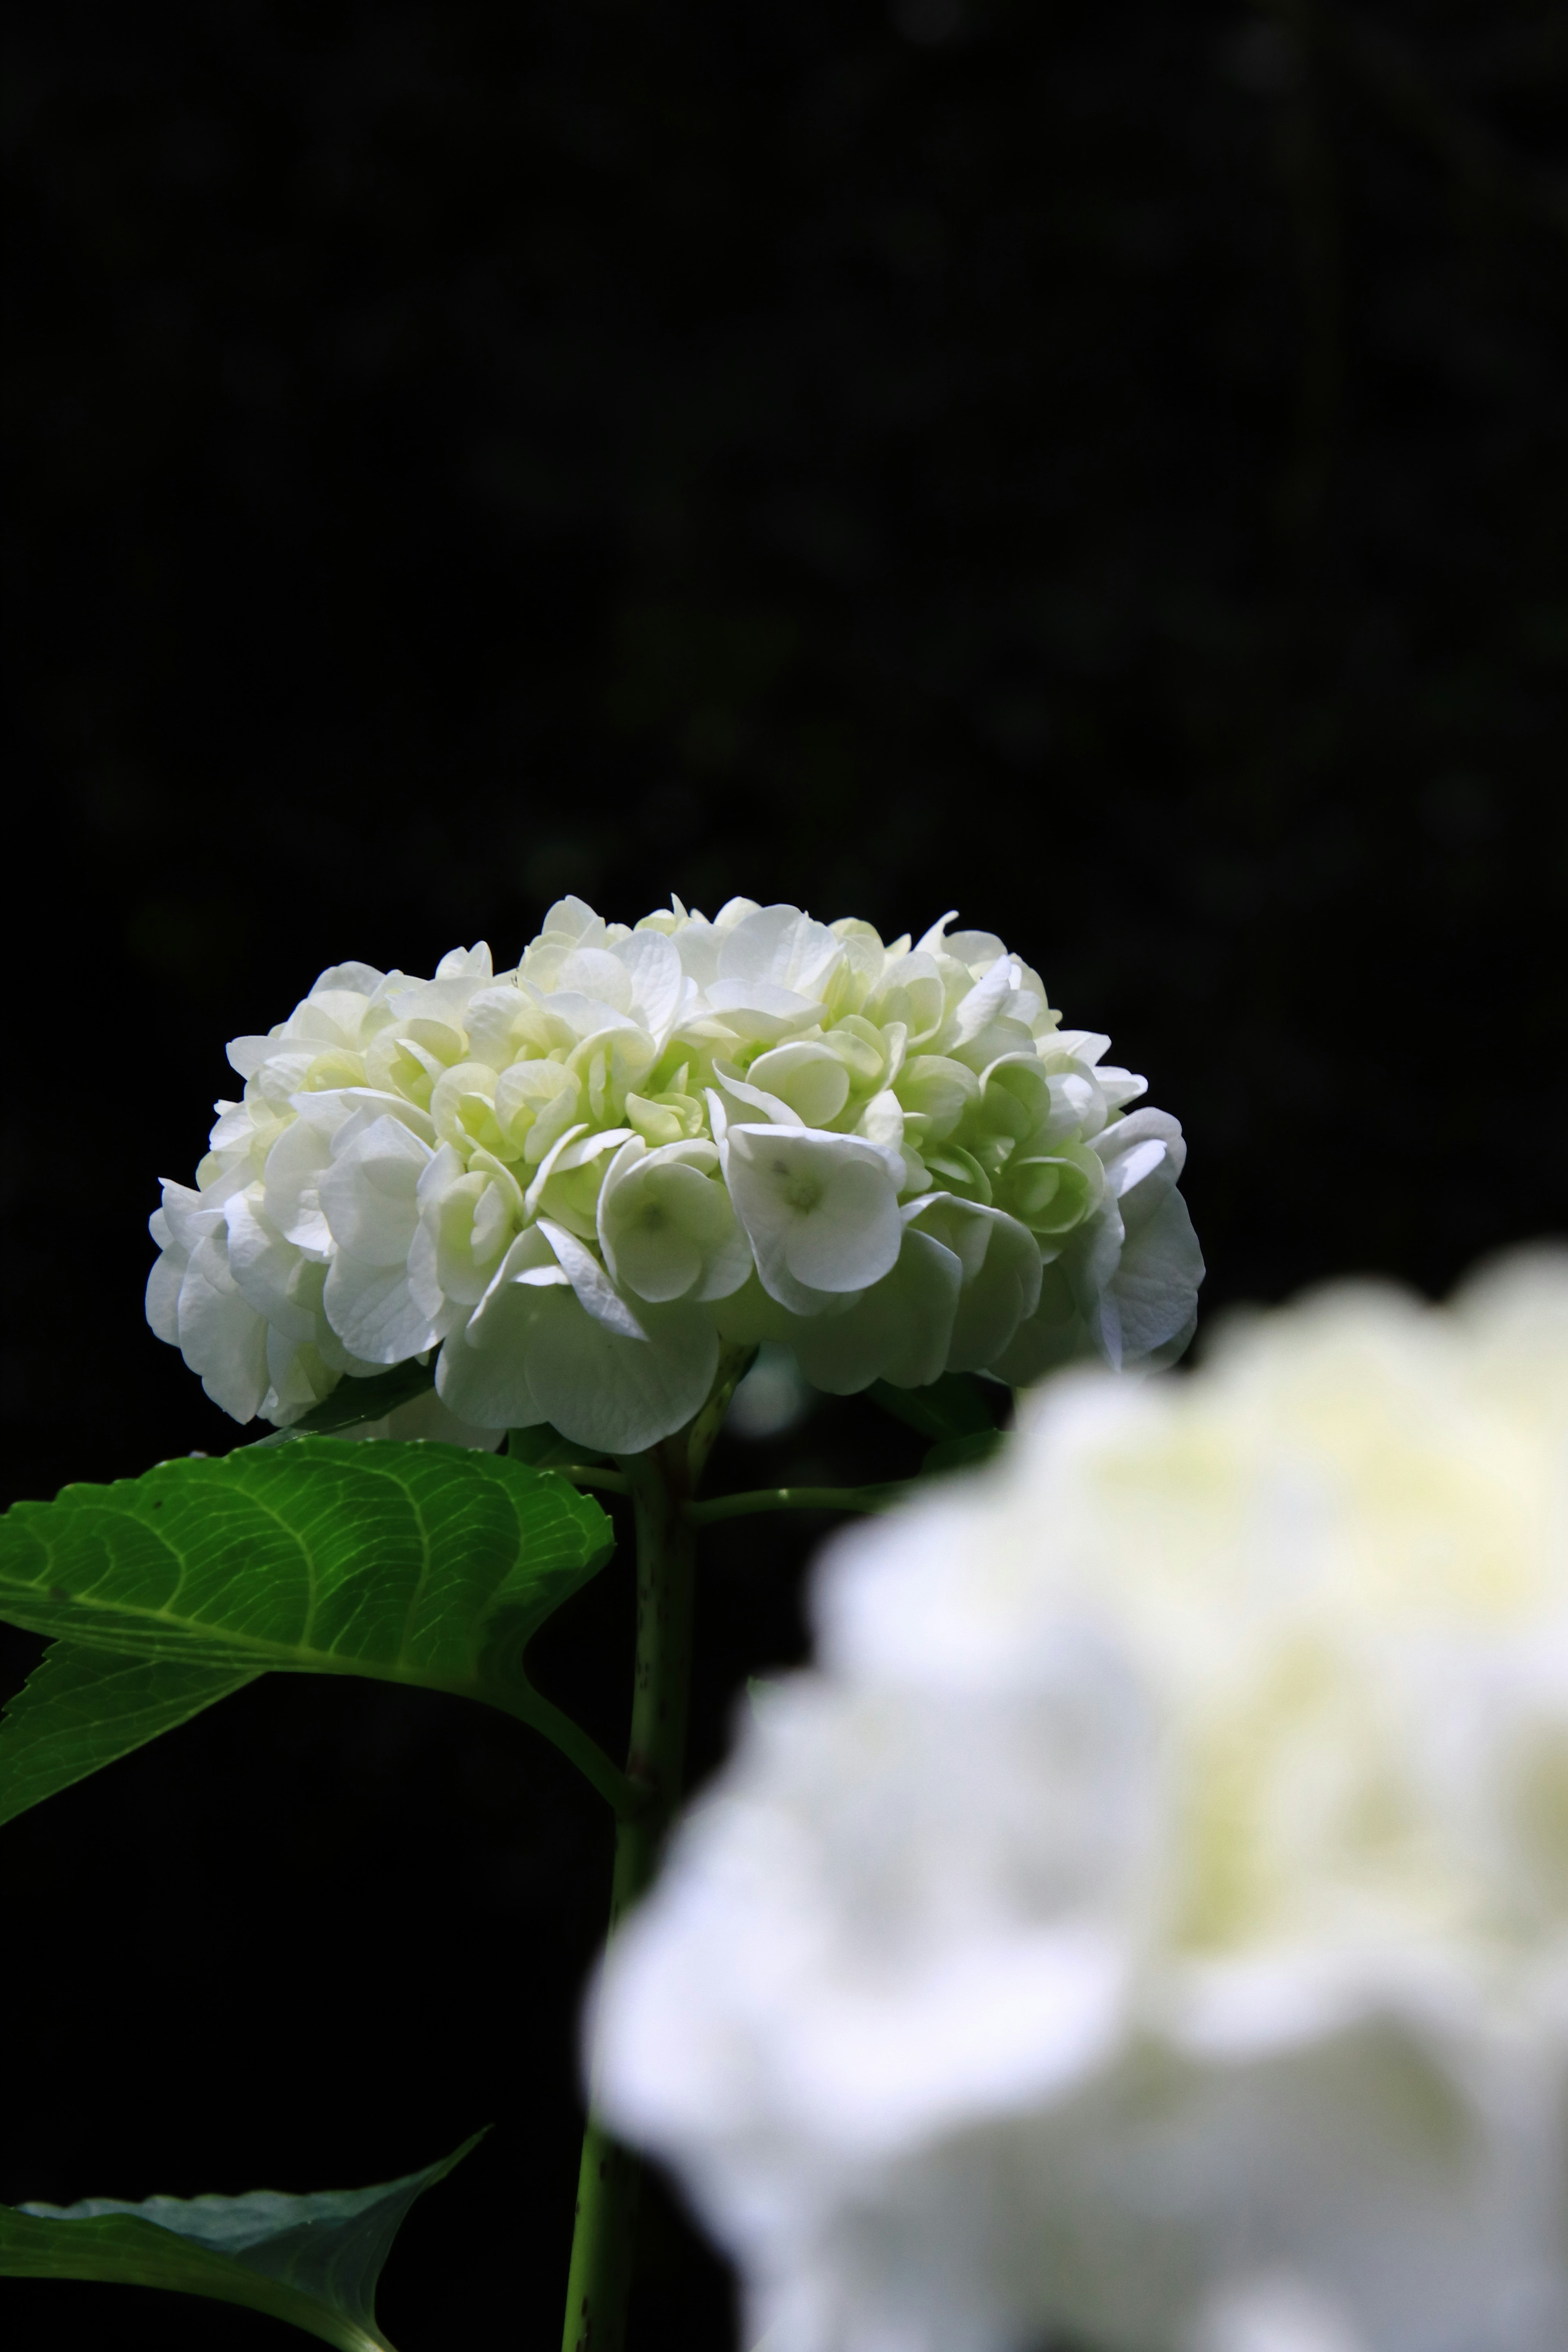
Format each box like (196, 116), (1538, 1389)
(685, 1480), (912, 1526)
(557, 1465), (630, 1495)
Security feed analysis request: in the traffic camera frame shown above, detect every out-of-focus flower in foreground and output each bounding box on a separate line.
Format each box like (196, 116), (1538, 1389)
(146, 898), (1200, 1450)
(595, 1253), (1568, 2352)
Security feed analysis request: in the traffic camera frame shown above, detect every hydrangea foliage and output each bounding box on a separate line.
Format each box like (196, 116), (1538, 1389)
(147, 898), (1201, 1452)
(595, 1253), (1568, 2352)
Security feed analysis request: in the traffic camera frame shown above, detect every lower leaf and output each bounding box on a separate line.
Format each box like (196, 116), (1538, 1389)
(0, 2129), (483, 2352)
(0, 1642), (258, 1828)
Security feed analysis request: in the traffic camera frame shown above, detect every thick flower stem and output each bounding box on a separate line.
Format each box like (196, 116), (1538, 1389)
(560, 1434), (698, 2352)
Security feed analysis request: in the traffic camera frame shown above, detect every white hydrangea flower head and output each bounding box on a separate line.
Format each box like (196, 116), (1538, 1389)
(595, 1251), (1568, 2352)
(146, 898), (1200, 1451)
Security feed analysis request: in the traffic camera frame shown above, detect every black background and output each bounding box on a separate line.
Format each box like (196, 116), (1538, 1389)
(3, 1), (1567, 2346)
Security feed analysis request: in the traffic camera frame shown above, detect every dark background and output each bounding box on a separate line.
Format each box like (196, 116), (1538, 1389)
(3, 0), (1566, 2345)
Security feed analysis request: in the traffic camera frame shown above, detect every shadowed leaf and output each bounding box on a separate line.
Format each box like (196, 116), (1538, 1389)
(246, 1361), (437, 1445)
(0, 2131), (482, 2352)
(0, 1642), (257, 1826)
(866, 1372), (999, 1443)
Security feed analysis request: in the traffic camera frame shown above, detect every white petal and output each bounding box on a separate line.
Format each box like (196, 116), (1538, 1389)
(724, 1125), (902, 1306)
(538, 894), (605, 947)
(717, 904), (843, 999)
(260, 1111), (336, 1250)
(537, 1218), (649, 1341)
(718, 1069), (805, 1128)
(1095, 1106), (1187, 1193)
(523, 1120), (590, 1218)
(617, 927), (684, 1045)
(145, 1245), (188, 1347)
(225, 1033), (273, 1080)
(556, 947), (635, 1011)
(1103, 1136), (1166, 1200)
(945, 927), (1009, 971)
(290, 1087), (436, 1146)
(791, 1229), (961, 1394)
(261, 1325), (339, 1425)
(599, 1139), (704, 1303)
(436, 1303), (546, 1430)
(158, 1178), (227, 1254)
(533, 988), (643, 1043)
(912, 1198), (1043, 1372)
(323, 1249), (443, 1364)
(309, 959), (387, 998)
(949, 954), (1015, 1049)
(914, 907), (960, 951)
(224, 1191), (317, 1343)
(176, 1233), (269, 1421)
(984, 1260), (1086, 1385)
(704, 978), (829, 1041)
(745, 1043), (851, 1129)
(526, 1291), (719, 1454)
(599, 1143), (752, 1306)
(709, 1270), (808, 1348)
(1095, 1065), (1147, 1112)
(434, 941), (493, 980)
(408, 1152), (519, 1315)
(319, 1114), (432, 1266)
(1106, 1186), (1204, 1366)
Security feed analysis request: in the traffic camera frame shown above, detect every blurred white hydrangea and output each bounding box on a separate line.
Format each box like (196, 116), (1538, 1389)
(595, 1252), (1568, 2352)
(146, 898), (1200, 1450)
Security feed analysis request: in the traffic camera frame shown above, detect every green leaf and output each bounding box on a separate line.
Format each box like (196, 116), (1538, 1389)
(865, 1372), (998, 1444)
(0, 1641), (258, 1827)
(0, 1440), (626, 1808)
(246, 1361), (437, 1446)
(0, 2129), (482, 2352)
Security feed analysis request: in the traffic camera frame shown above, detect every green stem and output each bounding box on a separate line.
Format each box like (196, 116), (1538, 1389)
(556, 1465), (630, 1496)
(686, 1479), (912, 1525)
(558, 1345), (753, 2352)
(560, 1435), (697, 2352)
(508, 1683), (644, 1821)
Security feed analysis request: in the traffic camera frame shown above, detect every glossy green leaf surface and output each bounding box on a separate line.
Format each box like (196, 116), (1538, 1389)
(0, 2131), (481, 2352)
(0, 1439), (612, 1717)
(0, 1641), (257, 1827)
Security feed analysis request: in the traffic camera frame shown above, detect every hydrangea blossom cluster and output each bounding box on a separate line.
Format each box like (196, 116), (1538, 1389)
(147, 897), (1201, 1453)
(597, 1254), (1568, 2352)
